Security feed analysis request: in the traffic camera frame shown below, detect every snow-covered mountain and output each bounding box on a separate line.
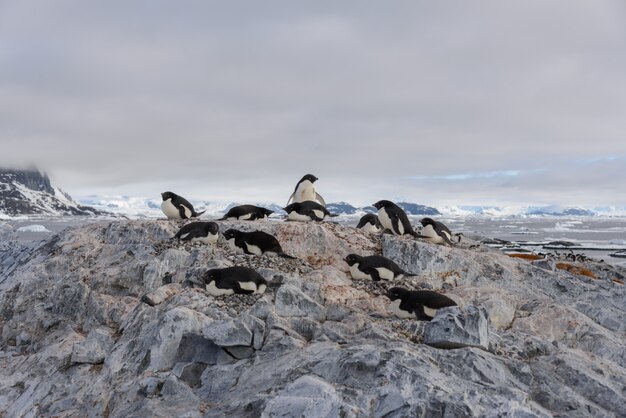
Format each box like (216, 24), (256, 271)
(0, 169), (106, 218)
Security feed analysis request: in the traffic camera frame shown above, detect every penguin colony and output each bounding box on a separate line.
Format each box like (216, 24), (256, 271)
(161, 174), (459, 320)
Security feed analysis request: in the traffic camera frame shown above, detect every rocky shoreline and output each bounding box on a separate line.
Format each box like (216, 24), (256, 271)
(0, 219), (625, 417)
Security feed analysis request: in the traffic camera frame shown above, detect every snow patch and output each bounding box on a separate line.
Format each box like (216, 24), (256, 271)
(17, 224), (51, 233)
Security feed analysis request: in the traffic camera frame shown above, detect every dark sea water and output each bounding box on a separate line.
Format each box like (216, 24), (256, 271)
(5, 215), (626, 266)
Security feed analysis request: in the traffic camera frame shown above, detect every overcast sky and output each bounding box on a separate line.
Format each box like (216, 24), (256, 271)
(1, 1), (625, 207)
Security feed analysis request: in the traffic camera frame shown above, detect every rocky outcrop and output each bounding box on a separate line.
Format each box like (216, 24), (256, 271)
(0, 219), (625, 417)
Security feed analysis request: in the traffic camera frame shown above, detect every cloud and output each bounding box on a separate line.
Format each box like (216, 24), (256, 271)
(1, 1), (625, 206)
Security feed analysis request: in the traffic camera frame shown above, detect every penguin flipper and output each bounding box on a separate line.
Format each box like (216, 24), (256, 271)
(233, 281), (254, 295)
(315, 192), (326, 206)
(439, 230), (456, 246)
(309, 211), (325, 222)
(286, 192), (295, 206)
(178, 205), (191, 219)
(414, 305), (433, 321)
(177, 229), (205, 241)
(398, 298), (414, 313)
(365, 268), (382, 282)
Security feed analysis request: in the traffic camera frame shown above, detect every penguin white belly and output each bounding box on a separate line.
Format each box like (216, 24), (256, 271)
(312, 209), (325, 220)
(423, 306), (438, 318)
(360, 223), (379, 233)
(193, 233), (218, 245)
(421, 225), (443, 244)
(206, 281), (235, 296)
(288, 211), (313, 222)
(388, 299), (415, 319)
(349, 263), (370, 280)
(374, 267), (395, 281)
(161, 199), (181, 219)
(244, 242), (263, 256)
(239, 281), (258, 292)
(257, 284), (267, 294)
(377, 209), (393, 232)
(295, 181), (315, 203)
(239, 213), (253, 220)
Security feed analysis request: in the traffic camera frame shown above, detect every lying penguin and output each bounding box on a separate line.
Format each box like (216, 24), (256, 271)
(174, 222), (219, 245)
(161, 191), (205, 219)
(202, 266), (267, 296)
(386, 286), (457, 321)
(418, 217), (455, 246)
(344, 254), (417, 281)
(283, 201), (336, 222)
(223, 229), (296, 259)
(355, 214), (382, 233)
(219, 204), (273, 221)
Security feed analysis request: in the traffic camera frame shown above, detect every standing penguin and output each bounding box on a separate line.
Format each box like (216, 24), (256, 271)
(219, 205), (274, 221)
(286, 174), (326, 206)
(344, 254), (417, 281)
(419, 218), (455, 246)
(284, 201), (335, 222)
(161, 191), (205, 219)
(223, 229), (296, 259)
(386, 287), (457, 320)
(355, 214), (382, 233)
(372, 200), (418, 237)
(174, 222), (219, 245)
(202, 266), (267, 296)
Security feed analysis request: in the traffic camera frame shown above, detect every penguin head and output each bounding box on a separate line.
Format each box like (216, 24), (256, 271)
(386, 286), (409, 301)
(420, 217), (435, 227)
(373, 200), (393, 210)
(161, 191), (176, 201)
(222, 229), (240, 240)
(299, 174), (318, 184)
(203, 268), (220, 284)
(205, 222), (219, 235)
(344, 254), (362, 266)
(283, 203), (299, 213)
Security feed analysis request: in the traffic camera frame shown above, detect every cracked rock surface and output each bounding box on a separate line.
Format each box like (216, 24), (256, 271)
(0, 219), (625, 417)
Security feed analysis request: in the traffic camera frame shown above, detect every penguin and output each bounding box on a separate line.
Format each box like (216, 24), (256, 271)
(419, 217), (455, 246)
(286, 174), (326, 206)
(219, 205), (274, 221)
(344, 254), (417, 281)
(355, 214), (382, 233)
(202, 266), (267, 296)
(386, 286), (457, 321)
(372, 200), (418, 237)
(161, 191), (205, 219)
(283, 201), (336, 222)
(222, 229), (296, 259)
(174, 222), (219, 245)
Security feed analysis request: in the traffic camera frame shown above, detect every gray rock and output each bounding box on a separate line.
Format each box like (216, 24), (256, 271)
(275, 285), (325, 322)
(424, 305), (490, 350)
(261, 375), (345, 418)
(0, 219), (624, 418)
(202, 319), (253, 347)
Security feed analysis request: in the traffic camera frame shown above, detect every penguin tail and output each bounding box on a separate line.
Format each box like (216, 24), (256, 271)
(193, 210), (207, 217)
(404, 272), (419, 277)
(217, 216), (227, 221)
(278, 253), (298, 260)
(328, 213), (340, 217)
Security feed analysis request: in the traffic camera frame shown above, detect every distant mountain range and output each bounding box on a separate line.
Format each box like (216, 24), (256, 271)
(0, 168), (106, 217)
